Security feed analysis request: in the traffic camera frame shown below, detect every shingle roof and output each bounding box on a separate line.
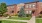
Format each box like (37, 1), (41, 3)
(7, 4), (17, 7)
(24, 1), (39, 4)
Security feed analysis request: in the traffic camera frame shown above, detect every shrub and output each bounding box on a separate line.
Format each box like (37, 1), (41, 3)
(36, 14), (42, 18)
(0, 14), (2, 17)
(18, 14), (22, 17)
(14, 14), (18, 16)
(39, 14), (42, 18)
(26, 14), (32, 17)
(3, 14), (9, 17)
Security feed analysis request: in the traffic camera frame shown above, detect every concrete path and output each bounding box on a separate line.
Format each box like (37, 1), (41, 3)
(0, 19), (29, 22)
(0, 16), (35, 23)
(28, 16), (35, 23)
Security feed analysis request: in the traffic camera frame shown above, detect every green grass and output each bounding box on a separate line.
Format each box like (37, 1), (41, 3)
(36, 18), (42, 23)
(8, 17), (31, 20)
(0, 20), (27, 23)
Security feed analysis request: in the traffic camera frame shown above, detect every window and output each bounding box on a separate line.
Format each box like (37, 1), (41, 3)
(26, 11), (28, 14)
(11, 11), (14, 13)
(26, 4), (28, 8)
(17, 11), (19, 13)
(29, 4), (32, 8)
(29, 10), (32, 14)
(32, 10), (35, 14)
(32, 4), (35, 8)
(40, 11), (42, 14)
(29, 4), (35, 8)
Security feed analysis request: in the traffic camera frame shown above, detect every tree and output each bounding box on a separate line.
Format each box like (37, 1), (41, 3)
(0, 3), (7, 16)
(18, 6), (26, 17)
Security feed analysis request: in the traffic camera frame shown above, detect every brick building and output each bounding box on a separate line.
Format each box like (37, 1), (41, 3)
(5, 3), (25, 16)
(24, 1), (42, 16)
(5, 4), (17, 16)
(5, 1), (42, 16)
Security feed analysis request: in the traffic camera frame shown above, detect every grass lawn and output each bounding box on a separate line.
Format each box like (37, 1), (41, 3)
(36, 18), (42, 23)
(0, 20), (27, 23)
(8, 16), (31, 20)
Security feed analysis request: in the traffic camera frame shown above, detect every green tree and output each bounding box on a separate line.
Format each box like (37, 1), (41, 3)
(0, 3), (7, 16)
(18, 6), (26, 17)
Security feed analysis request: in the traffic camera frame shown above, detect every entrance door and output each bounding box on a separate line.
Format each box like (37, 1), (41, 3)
(32, 10), (35, 14)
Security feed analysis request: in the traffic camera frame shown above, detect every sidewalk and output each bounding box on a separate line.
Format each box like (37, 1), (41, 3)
(0, 16), (35, 23)
(0, 19), (29, 22)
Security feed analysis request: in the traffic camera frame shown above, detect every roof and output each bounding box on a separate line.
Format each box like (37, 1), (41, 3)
(24, 1), (39, 4)
(7, 4), (17, 7)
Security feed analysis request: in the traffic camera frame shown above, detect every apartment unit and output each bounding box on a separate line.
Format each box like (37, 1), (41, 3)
(5, 3), (24, 16)
(5, 4), (17, 16)
(24, 1), (42, 16)
(5, 1), (42, 16)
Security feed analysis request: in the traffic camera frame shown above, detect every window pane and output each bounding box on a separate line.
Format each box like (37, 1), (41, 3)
(32, 4), (35, 8)
(26, 6), (28, 8)
(29, 4), (31, 8)
(29, 10), (32, 14)
(26, 11), (28, 14)
(25, 4), (28, 8)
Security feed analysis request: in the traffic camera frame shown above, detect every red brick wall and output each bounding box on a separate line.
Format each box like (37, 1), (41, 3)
(5, 4), (18, 16)
(24, 2), (42, 16)
(5, 2), (42, 16)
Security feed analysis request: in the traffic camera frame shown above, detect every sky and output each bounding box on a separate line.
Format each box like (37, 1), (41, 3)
(0, 0), (42, 5)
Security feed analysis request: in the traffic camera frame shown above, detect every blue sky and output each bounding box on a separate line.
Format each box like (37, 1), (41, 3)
(0, 0), (42, 5)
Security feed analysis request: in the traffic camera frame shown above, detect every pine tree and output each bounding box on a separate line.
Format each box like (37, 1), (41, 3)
(18, 6), (26, 17)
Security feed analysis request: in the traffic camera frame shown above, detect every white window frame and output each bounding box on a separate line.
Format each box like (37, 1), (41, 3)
(26, 11), (28, 14)
(29, 4), (32, 8)
(29, 10), (32, 14)
(32, 4), (35, 8)
(26, 4), (28, 8)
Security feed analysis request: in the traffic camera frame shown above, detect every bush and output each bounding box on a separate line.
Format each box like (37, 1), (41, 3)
(36, 14), (42, 18)
(14, 14), (18, 16)
(39, 14), (42, 18)
(3, 14), (9, 17)
(26, 14), (32, 17)
(18, 14), (32, 17)
(0, 14), (2, 17)
(18, 14), (22, 17)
